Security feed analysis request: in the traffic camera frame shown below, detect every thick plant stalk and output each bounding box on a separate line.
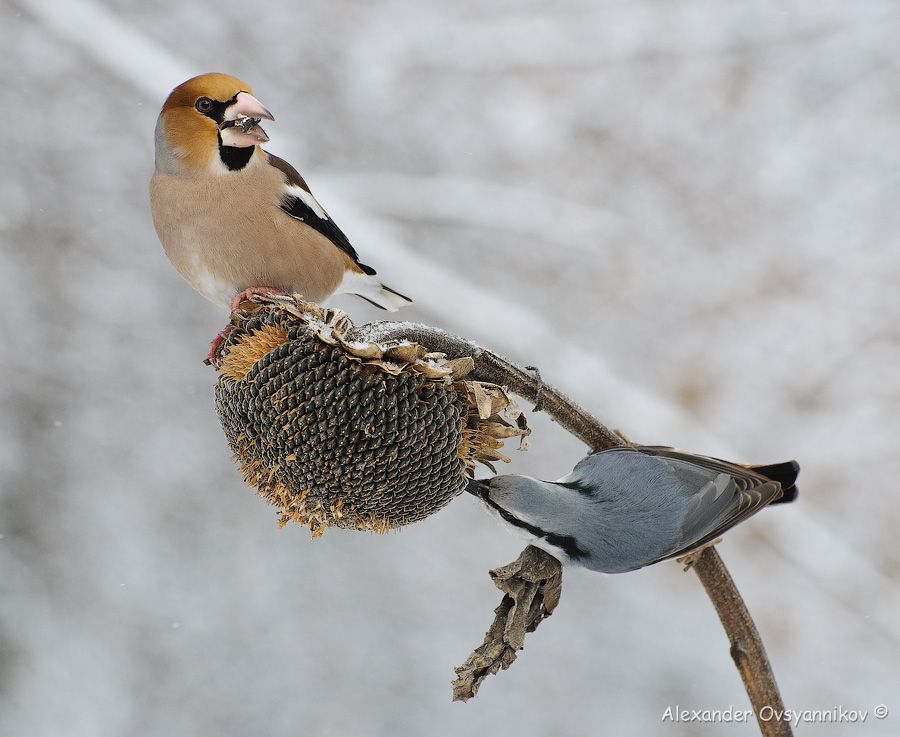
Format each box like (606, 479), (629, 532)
(355, 320), (791, 734)
(686, 547), (792, 737)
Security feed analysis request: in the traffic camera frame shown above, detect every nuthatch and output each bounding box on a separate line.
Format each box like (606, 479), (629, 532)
(467, 445), (798, 574)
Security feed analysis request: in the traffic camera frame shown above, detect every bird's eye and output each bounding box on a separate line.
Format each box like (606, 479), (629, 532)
(195, 97), (214, 113)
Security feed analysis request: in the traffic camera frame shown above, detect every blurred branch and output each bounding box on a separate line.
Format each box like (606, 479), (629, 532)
(359, 321), (791, 733)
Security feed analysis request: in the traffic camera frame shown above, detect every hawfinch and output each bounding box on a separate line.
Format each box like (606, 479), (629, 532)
(150, 73), (411, 314)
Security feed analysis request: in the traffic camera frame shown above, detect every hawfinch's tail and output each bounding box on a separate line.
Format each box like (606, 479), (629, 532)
(339, 269), (412, 312)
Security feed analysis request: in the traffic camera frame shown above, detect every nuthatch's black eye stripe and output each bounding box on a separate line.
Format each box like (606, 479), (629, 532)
(554, 477), (607, 500)
(481, 493), (589, 561)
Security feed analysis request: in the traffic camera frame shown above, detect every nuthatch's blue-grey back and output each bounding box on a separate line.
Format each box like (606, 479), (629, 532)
(467, 446), (798, 574)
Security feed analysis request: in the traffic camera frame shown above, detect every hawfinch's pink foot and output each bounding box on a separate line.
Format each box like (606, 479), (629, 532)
(229, 286), (285, 315)
(205, 324), (235, 367)
(207, 288), (285, 366)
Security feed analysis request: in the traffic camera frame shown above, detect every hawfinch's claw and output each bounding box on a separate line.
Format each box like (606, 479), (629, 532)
(205, 324), (234, 367)
(229, 287), (285, 316)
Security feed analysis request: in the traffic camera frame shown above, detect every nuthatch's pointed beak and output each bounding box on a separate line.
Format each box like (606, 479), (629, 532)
(465, 477), (491, 498)
(219, 91), (275, 147)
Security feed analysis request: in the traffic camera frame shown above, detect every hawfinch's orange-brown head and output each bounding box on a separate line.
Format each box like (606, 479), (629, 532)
(155, 73), (274, 173)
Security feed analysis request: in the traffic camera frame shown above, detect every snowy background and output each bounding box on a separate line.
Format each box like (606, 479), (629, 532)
(3, 0), (899, 734)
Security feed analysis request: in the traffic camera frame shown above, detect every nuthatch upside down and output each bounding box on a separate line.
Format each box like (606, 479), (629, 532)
(468, 445), (798, 574)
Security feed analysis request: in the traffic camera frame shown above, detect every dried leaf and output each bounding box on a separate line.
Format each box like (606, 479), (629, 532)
(366, 360), (405, 377)
(471, 382), (494, 419)
(474, 446), (511, 463)
(452, 547), (563, 701)
(488, 390), (508, 416)
(442, 357), (475, 380)
(336, 337), (384, 359)
(383, 342), (427, 364)
(479, 421), (525, 439)
(410, 362), (454, 379)
(502, 394), (525, 424)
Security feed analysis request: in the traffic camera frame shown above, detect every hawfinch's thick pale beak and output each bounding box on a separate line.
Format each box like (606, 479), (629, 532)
(219, 91), (275, 147)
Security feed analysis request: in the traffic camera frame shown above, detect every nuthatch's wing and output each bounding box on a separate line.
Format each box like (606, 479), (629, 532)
(626, 447), (797, 565)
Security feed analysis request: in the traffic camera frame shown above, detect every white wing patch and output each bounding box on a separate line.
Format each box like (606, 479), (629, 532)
(284, 184), (328, 220)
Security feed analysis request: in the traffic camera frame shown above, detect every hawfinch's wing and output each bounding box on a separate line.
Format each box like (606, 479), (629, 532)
(266, 152), (377, 275)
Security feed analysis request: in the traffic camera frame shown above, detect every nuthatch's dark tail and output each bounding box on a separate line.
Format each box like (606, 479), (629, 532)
(747, 460), (800, 504)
